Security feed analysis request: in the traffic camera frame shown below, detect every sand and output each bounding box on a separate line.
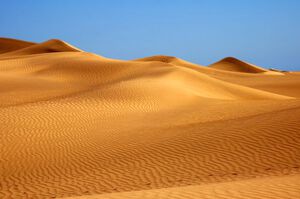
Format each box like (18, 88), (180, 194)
(0, 38), (299, 199)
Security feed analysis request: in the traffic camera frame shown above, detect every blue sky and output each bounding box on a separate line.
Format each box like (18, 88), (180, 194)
(1, 0), (300, 70)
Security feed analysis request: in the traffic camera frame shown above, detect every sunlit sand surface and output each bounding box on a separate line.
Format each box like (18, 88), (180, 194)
(1, 38), (299, 198)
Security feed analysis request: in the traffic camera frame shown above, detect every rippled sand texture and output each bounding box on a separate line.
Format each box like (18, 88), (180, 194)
(0, 38), (300, 199)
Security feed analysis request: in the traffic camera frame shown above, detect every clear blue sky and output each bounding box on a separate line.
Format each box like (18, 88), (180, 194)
(1, 0), (300, 70)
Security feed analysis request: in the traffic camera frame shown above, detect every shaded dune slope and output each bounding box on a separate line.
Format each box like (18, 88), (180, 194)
(0, 38), (35, 54)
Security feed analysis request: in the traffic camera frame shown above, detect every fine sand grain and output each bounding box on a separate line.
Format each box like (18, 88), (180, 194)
(0, 38), (299, 199)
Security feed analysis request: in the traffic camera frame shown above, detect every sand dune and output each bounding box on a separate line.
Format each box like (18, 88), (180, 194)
(0, 38), (35, 54)
(134, 55), (207, 72)
(209, 57), (281, 74)
(0, 38), (299, 199)
(0, 39), (82, 57)
(67, 174), (300, 199)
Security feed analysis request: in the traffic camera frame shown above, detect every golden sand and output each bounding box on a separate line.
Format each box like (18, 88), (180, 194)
(0, 38), (299, 198)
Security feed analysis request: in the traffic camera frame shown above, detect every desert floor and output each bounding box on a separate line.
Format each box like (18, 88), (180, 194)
(0, 38), (300, 199)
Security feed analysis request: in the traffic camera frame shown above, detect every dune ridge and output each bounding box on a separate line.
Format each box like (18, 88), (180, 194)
(0, 38), (35, 54)
(0, 38), (299, 199)
(209, 57), (281, 74)
(0, 39), (82, 57)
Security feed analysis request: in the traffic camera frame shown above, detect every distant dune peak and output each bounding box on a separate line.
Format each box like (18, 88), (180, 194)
(209, 57), (270, 73)
(133, 55), (207, 69)
(39, 39), (83, 52)
(134, 55), (179, 63)
(0, 38), (82, 56)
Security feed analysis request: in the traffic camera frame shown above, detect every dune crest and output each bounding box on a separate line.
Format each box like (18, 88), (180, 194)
(0, 39), (82, 57)
(209, 57), (282, 74)
(134, 55), (206, 68)
(0, 38), (35, 54)
(0, 38), (299, 199)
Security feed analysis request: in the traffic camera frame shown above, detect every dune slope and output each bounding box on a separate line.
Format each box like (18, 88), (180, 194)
(0, 39), (82, 57)
(209, 57), (274, 73)
(0, 38), (35, 54)
(0, 38), (299, 199)
(67, 174), (300, 199)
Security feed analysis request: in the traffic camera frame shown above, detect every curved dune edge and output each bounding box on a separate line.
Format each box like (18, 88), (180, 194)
(0, 37), (36, 54)
(64, 174), (300, 199)
(0, 38), (82, 57)
(134, 55), (284, 77)
(134, 55), (206, 68)
(0, 38), (300, 199)
(0, 50), (293, 105)
(209, 57), (283, 75)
